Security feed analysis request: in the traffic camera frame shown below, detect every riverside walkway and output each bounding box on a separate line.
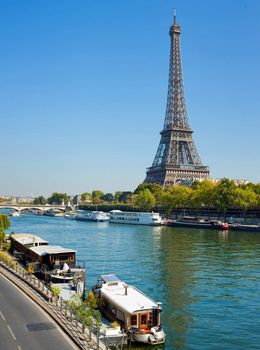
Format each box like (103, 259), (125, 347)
(0, 259), (116, 350)
(0, 272), (78, 350)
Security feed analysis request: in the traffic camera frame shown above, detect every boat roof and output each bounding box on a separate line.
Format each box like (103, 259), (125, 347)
(100, 274), (121, 283)
(29, 245), (76, 256)
(109, 211), (160, 215)
(100, 278), (159, 314)
(11, 233), (48, 246)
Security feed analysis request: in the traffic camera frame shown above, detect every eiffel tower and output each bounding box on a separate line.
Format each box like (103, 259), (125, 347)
(144, 11), (209, 186)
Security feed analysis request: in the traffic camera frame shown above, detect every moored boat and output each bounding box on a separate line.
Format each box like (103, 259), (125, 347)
(109, 210), (162, 226)
(75, 210), (109, 222)
(170, 216), (228, 230)
(92, 274), (166, 345)
(229, 224), (260, 232)
(64, 212), (77, 220)
(10, 211), (20, 217)
(44, 209), (65, 217)
(10, 233), (86, 300)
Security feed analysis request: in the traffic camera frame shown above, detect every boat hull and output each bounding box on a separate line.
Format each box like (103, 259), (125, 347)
(131, 329), (166, 345)
(170, 222), (228, 230)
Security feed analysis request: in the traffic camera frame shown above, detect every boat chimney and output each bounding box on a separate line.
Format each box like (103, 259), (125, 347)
(124, 285), (128, 295)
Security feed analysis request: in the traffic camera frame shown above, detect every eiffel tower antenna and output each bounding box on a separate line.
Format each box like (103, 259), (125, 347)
(144, 10), (209, 186)
(173, 8), (177, 24)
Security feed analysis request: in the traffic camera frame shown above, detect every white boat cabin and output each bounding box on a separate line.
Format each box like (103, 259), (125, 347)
(93, 275), (163, 336)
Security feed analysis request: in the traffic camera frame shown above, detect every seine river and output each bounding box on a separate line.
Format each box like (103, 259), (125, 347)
(7, 215), (260, 350)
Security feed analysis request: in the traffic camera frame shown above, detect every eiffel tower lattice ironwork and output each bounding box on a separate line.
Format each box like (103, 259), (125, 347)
(144, 11), (209, 186)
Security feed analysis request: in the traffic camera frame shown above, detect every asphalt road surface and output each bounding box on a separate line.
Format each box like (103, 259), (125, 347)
(0, 273), (79, 350)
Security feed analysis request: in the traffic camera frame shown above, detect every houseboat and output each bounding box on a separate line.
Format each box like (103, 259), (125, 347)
(92, 274), (166, 345)
(109, 210), (162, 226)
(170, 216), (228, 230)
(75, 210), (109, 222)
(10, 233), (85, 299)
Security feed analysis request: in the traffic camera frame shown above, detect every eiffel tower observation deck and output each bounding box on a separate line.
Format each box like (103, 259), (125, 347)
(144, 10), (209, 186)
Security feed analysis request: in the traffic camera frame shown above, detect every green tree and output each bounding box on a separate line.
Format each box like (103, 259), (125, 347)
(233, 187), (258, 222)
(118, 191), (132, 203)
(101, 193), (114, 203)
(92, 190), (104, 204)
(161, 186), (193, 217)
(192, 180), (217, 217)
(48, 192), (68, 205)
(0, 214), (10, 250)
(33, 196), (47, 205)
(81, 192), (91, 201)
(114, 191), (123, 203)
(134, 183), (163, 204)
(214, 178), (236, 219)
(135, 189), (156, 212)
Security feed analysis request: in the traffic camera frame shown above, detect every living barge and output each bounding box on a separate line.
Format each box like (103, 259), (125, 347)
(92, 274), (166, 345)
(10, 233), (85, 298)
(169, 216), (228, 230)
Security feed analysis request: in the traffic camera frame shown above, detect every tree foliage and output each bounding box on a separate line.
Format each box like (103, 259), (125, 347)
(33, 196), (47, 205)
(134, 183), (163, 204)
(48, 192), (68, 205)
(135, 189), (156, 211)
(214, 178), (236, 218)
(0, 214), (10, 250)
(101, 193), (114, 203)
(81, 192), (91, 201)
(92, 190), (104, 204)
(161, 185), (193, 215)
(0, 214), (10, 231)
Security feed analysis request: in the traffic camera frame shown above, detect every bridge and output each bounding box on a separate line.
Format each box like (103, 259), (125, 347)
(0, 204), (67, 213)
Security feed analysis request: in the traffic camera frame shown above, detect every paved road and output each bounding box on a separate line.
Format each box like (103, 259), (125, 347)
(0, 273), (79, 350)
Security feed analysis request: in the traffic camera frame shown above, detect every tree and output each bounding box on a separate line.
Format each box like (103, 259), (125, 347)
(101, 193), (114, 203)
(81, 192), (91, 201)
(135, 189), (156, 212)
(233, 187), (258, 222)
(0, 214), (10, 250)
(118, 191), (132, 203)
(114, 191), (123, 203)
(214, 178), (236, 219)
(0, 214), (10, 231)
(48, 192), (68, 205)
(161, 186), (193, 217)
(134, 183), (163, 204)
(192, 180), (217, 218)
(92, 190), (104, 204)
(33, 196), (47, 205)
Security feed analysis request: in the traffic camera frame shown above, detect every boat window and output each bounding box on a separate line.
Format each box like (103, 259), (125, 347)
(131, 315), (137, 326)
(141, 315), (147, 325)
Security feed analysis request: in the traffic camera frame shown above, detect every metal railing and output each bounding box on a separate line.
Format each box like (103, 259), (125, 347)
(0, 258), (126, 350)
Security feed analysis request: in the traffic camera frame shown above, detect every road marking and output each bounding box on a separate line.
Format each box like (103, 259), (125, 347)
(17, 346), (22, 350)
(7, 325), (16, 340)
(0, 310), (6, 321)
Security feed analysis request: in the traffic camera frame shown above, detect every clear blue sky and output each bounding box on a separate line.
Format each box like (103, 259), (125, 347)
(0, 0), (259, 197)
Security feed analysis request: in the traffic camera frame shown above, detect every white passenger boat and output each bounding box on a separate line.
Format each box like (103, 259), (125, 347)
(92, 274), (166, 345)
(75, 211), (109, 222)
(11, 211), (20, 217)
(109, 210), (162, 226)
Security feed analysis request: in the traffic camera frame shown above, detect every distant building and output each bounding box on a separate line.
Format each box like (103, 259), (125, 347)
(16, 197), (34, 204)
(210, 178), (249, 186)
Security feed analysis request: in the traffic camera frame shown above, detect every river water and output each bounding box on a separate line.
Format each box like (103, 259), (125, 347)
(7, 215), (260, 350)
